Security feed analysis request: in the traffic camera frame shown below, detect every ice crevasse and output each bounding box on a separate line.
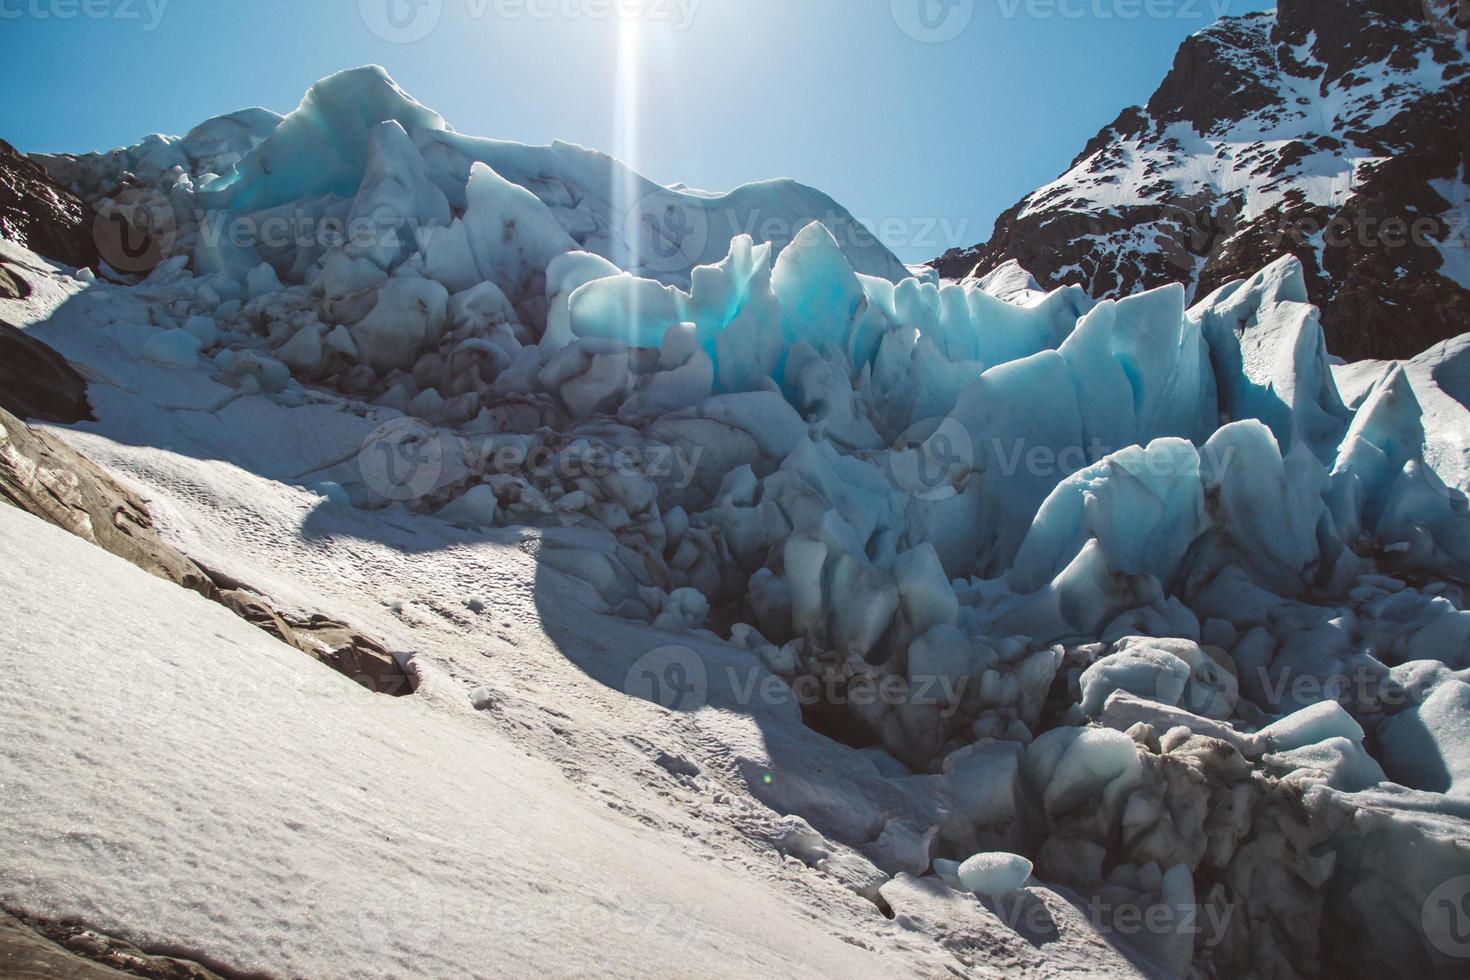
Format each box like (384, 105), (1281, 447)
(36, 64), (1470, 978)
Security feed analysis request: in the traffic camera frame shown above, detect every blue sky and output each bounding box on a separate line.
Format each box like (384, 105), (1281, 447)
(0, 0), (1275, 261)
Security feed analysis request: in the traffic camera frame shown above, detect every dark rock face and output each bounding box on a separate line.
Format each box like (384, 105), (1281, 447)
(0, 319), (94, 424)
(0, 909), (227, 980)
(0, 139), (98, 270)
(0, 264), (29, 300)
(216, 588), (413, 695)
(0, 403), (214, 597)
(936, 0), (1470, 362)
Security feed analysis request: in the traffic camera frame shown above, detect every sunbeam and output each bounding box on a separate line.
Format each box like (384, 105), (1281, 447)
(612, 16), (643, 276)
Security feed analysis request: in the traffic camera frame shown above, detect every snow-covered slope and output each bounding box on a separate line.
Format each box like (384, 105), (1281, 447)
(0, 504), (910, 980)
(6, 58), (1470, 980)
(936, 0), (1470, 362)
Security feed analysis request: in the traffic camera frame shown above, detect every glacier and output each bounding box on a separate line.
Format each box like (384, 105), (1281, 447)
(9, 63), (1470, 979)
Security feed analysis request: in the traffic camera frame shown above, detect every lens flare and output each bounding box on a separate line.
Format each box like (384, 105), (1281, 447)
(612, 17), (642, 276)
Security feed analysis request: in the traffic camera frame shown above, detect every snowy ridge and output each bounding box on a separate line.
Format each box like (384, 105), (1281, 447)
(38, 66), (911, 290)
(936, 0), (1470, 362)
(4, 59), (1470, 978)
(1011, 11), (1441, 225)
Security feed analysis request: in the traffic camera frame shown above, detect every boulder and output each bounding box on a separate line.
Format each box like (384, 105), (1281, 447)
(0, 320), (93, 424)
(0, 908), (225, 979)
(0, 405), (211, 596)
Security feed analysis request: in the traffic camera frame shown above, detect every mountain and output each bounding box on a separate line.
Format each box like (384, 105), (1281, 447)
(0, 138), (97, 273)
(934, 0), (1470, 362)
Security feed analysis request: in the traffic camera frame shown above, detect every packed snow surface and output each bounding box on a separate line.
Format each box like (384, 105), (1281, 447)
(0, 506), (912, 980)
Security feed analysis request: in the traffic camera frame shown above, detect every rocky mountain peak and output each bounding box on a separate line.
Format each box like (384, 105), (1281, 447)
(936, 0), (1470, 361)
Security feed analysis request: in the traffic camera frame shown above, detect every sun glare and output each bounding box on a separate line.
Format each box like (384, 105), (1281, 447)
(612, 16), (643, 274)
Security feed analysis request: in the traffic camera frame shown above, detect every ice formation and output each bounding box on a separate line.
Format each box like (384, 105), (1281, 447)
(23, 65), (1470, 978)
(955, 852), (1034, 898)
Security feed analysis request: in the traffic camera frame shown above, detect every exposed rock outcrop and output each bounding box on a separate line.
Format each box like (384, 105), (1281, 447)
(0, 402), (411, 696)
(0, 909), (228, 980)
(0, 319), (94, 424)
(935, 0), (1470, 362)
(0, 405), (212, 596)
(215, 587), (412, 695)
(0, 139), (98, 271)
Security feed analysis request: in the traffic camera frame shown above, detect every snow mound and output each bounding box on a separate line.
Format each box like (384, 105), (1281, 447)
(956, 852), (1033, 897)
